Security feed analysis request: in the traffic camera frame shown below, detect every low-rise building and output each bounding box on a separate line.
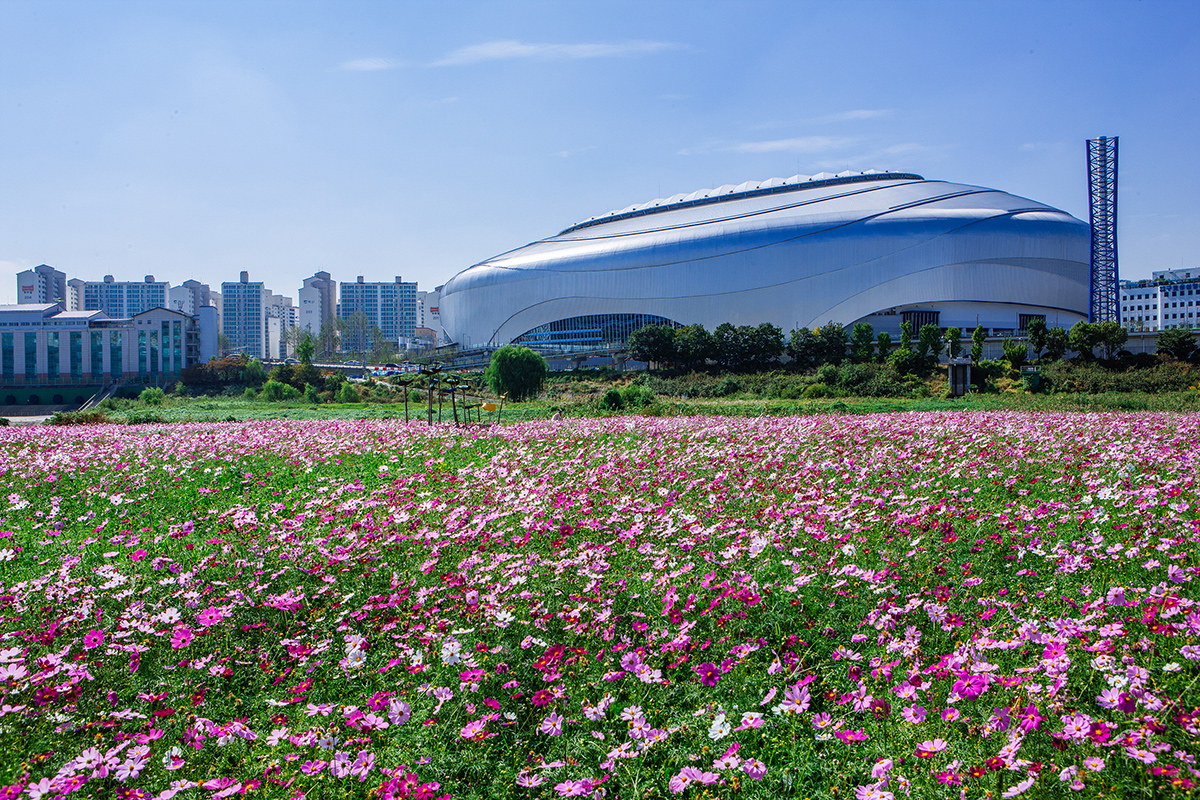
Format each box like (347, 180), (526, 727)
(1120, 269), (1200, 331)
(0, 302), (212, 403)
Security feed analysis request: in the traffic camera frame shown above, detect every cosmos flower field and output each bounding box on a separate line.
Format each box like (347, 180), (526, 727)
(1, 411), (1200, 800)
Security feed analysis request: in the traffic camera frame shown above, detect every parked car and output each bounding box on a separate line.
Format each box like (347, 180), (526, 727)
(284, 358), (300, 365)
(346, 360), (362, 366)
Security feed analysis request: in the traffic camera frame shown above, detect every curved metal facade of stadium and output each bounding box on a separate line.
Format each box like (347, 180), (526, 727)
(441, 171), (1090, 350)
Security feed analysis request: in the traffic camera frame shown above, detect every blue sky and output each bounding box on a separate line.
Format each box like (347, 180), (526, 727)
(2, 0), (1198, 305)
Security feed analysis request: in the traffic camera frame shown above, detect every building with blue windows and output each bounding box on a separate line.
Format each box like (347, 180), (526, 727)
(0, 303), (215, 405)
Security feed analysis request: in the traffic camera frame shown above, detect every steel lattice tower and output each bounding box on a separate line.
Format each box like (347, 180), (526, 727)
(1087, 136), (1119, 323)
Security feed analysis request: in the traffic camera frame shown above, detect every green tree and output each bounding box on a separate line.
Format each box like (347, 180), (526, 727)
(297, 333), (316, 365)
(1097, 321), (1128, 360)
(317, 318), (340, 359)
(971, 325), (986, 362)
(1002, 338), (1028, 369)
(747, 323), (785, 370)
(484, 345), (548, 401)
(713, 323), (747, 370)
(339, 311), (371, 369)
(816, 321), (848, 366)
(1044, 327), (1069, 362)
(217, 333), (234, 358)
(875, 331), (892, 363)
(788, 327), (820, 370)
(1068, 321), (1103, 360)
(1156, 327), (1198, 361)
(849, 322), (875, 363)
(370, 325), (395, 365)
(627, 325), (677, 366)
(1026, 318), (1048, 361)
(673, 324), (715, 369)
(899, 320), (914, 353)
(944, 327), (963, 360)
(917, 324), (944, 365)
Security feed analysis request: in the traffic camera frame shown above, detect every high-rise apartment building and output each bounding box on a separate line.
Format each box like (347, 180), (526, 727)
(298, 271), (336, 337)
(75, 275), (169, 318)
(338, 275), (417, 352)
(266, 293), (298, 359)
(17, 264), (68, 306)
(221, 272), (267, 358)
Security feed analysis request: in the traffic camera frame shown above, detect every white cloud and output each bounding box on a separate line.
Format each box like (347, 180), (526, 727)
(732, 136), (858, 154)
(337, 58), (402, 72)
(430, 39), (681, 67)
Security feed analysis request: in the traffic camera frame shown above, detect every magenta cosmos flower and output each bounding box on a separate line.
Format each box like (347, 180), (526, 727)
(83, 629), (104, 650)
(693, 662), (721, 687)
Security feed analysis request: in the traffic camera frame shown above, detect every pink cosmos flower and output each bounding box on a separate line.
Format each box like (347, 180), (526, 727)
(460, 719), (489, 740)
(1017, 704), (1043, 732)
(350, 751), (375, 781)
(130, 549), (147, 561)
(539, 711), (564, 736)
(515, 772), (544, 788)
(742, 759), (767, 780)
(902, 705), (926, 724)
(300, 760), (326, 775)
(196, 606), (225, 628)
(781, 682), (811, 713)
(952, 674), (987, 699)
(170, 627), (194, 649)
(915, 739), (948, 758)
(1126, 747), (1157, 765)
(554, 780), (590, 797)
(83, 629), (104, 650)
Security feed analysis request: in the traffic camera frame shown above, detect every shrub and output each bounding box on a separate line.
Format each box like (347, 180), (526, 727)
(49, 410), (109, 426)
(485, 346), (548, 402)
(261, 380), (301, 402)
(304, 384), (320, 404)
(802, 383), (835, 398)
(124, 410), (165, 425)
(139, 387), (166, 406)
(599, 388), (624, 411)
(1040, 360), (1200, 393)
(714, 377), (740, 397)
(336, 383), (361, 404)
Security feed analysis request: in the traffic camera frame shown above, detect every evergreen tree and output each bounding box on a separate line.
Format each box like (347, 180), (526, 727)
(788, 328), (820, 370)
(971, 325), (986, 362)
(849, 322), (875, 363)
(1044, 327), (1069, 362)
(875, 332), (892, 363)
(627, 325), (677, 366)
(1026, 318), (1048, 361)
(944, 327), (962, 360)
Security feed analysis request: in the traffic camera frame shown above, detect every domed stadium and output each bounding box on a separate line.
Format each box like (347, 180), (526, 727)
(440, 171), (1090, 351)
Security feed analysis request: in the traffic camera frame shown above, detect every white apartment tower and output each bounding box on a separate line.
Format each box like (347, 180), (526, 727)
(298, 271), (336, 336)
(76, 275), (170, 318)
(17, 264), (68, 306)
